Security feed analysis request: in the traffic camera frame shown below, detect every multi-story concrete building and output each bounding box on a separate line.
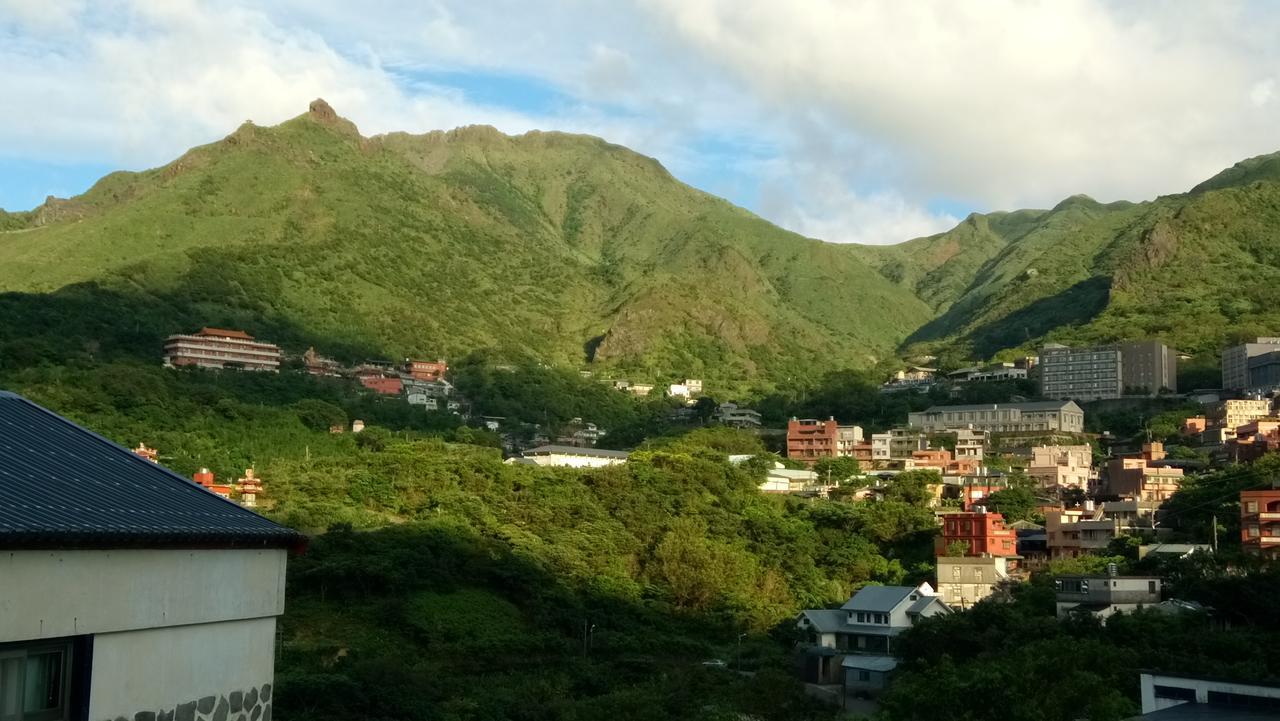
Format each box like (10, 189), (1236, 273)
(1212, 398), (1274, 433)
(163, 327), (281, 372)
(1028, 445), (1096, 492)
(936, 555), (1011, 609)
(908, 401), (1085, 434)
(1045, 507), (1119, 559)
(714, 402), (763, 428)
(1240, 488), (1280, 558)
(1039, 344), (1123, 400)
(787, 418), (865, 464)
(1248, 350), (1280, 391)
(938, 511), (1017, 557)
(1054, 574), (1161, 620)
(1223, 337), (1280, 390)
(953, 429), (987, 463)
(1106, 443), (1184, 502)
(1039, 341), (1177, 400)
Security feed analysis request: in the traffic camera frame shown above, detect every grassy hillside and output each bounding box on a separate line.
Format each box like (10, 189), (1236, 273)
(852, 158), (1280, 367)
(0, 100), (929, 388)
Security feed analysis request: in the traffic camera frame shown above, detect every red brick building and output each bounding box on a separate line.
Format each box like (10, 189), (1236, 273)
(787, 418), (839, 463)
(164, 327), (281, 372)
(405, 359), (448, 382)
(1241, 488), (1280, 557)
(937, 511), (1017, 557)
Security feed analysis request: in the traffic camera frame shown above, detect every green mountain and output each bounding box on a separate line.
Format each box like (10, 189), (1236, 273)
(0, 99), (928, 387)
(851, 154), (1280, 369)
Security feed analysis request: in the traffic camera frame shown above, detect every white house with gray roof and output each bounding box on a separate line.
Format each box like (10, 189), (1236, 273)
(796, 583), (950, 687)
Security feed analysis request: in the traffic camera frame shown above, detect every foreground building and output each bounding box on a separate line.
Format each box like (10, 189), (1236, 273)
(908, 400), (1085, 434)
(1136, 672), (1280, 717)
(0, 391), (304, 721)
(163, 327), (282, 372)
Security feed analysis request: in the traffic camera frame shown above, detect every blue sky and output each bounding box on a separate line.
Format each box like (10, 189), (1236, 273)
(2, 1), (1278, 243)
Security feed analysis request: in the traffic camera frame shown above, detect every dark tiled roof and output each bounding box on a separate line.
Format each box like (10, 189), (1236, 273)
(0, 391), (305, 550)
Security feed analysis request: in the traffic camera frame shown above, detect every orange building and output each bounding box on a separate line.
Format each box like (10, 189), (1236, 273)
(164, 327), (281, 372)
(192, 468), (233, 499)
(910, 448), (982, 476)
(405, 359), (448, 382)
(1182, 416), (1207, 435)
(1226, 419), (1280, 463)
(1241, 488), (1280, 557)
(1106, 442), (1183, 502)
(787, 418), (839, 463)
(938, 510), (1017, 557)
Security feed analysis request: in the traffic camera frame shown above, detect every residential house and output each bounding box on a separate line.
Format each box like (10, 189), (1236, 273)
(759, 466), (825, 495)
(1028, 445), (1096, 493)
(163, 327), (281, 372)
(511, 445), (629, 468)
(787, 418), (865, 464)
(0, 391), (304, 721)
(881, 366), (937, 392)
(1181, 416), (1207, 435)
(1106, 443), (1184, 502)
(908, 401), (1085, 434)
(1225, 418), (1280, 463)
(953, 429), (987, 463)
(910, 448), (981, 476)
(965, 364), (1028, 383)
(1054, 573), (1161, 620)
(1137, 544), (1212, 560)
(629, 383), (654, 397)
(683, 379), (703, 394)
(936, 555), (1011, 609)
(1222, 337), (1280, 390)
(1241, 487), (1280, 558)
(715, 402), (763, 429)
(937, 510), (1017, 557)
(871, 433), (892, 463)
(795, 584), (949, 686)
(357, 373), (402, 396)
(1045, 505), (1119, 559)
(668, 383), (692, 399)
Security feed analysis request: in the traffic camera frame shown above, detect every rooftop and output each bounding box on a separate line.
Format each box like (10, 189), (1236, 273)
(916, 400), (1081, 413)
(840, 586), (917, 613)
(196, 327), (255, 340)
(0, 391), (304, 550)
(522, 445), (630, 459)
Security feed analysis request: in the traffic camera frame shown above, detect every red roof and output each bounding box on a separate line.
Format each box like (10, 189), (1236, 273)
(198, 327), (254, 340)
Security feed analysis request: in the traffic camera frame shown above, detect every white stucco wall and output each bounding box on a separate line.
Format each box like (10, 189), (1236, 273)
(528, 454), (624, 468)
(88, 617), (277, 721)
(0, 549), (287, 642)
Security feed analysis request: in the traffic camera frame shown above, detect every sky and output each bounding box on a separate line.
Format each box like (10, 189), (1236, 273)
(2, 1), (1279, 244)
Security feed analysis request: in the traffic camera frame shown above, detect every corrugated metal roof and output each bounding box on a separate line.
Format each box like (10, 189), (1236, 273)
(0, 391), (305, 550)
(840, 586), (915, 612)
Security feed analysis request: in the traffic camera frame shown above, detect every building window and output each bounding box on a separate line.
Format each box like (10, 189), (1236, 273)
(1246, 501), (1258, 513)
(0, 641), (74, 721)
(952, 566), (961, 579)
(858, 670), (871, 682)
(1148, 581), (1156, 594)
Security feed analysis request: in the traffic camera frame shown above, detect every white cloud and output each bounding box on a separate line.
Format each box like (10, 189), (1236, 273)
(642, 0), (1280, 209)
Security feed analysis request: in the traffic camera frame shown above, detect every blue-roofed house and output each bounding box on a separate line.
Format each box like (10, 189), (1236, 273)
(796, 583), (950, 688)
(0, 391), (305, 721)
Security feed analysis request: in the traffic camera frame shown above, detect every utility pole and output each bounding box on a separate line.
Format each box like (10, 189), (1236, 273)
(1212, 514), (1219, 553)
(736, 633), (746, 672)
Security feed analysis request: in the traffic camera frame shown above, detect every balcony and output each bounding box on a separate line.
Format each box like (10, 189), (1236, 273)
(1260, 535), (1280, 545)
(1259, 512), (1280, 522)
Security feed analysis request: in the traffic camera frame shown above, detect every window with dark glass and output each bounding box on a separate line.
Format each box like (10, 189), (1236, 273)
(0, 642), (73, 721)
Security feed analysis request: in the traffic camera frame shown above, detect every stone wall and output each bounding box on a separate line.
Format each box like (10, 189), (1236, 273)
(103, 684), (272, 721)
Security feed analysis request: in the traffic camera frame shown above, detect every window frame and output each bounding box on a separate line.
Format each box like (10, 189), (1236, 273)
(0, 640), (75, 721)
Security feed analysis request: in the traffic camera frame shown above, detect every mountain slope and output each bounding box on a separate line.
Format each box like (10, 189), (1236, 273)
(0, 100), (929, 386)
(852, 156), (1280, 366)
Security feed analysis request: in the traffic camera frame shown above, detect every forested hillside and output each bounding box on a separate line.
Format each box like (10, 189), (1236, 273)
(0, 100), (928, 389)
(850, 153), (1280, 369)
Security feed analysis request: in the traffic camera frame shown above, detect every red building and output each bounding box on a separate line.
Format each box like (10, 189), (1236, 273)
(937, 511), (1017, 557)
(358, 374), (403, 395)
(164, 327), (281, 372)
(192, 468), (233, 499)
(405, 359), (448, 382)
(787, 418), (838, 463)
(1241, 488), (1280, 557)
(910, 449), (982, 476)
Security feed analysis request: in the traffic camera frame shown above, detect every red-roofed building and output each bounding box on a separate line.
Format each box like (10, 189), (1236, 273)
(937, 510), (1017, 557)
(164, 327), (281, 372)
